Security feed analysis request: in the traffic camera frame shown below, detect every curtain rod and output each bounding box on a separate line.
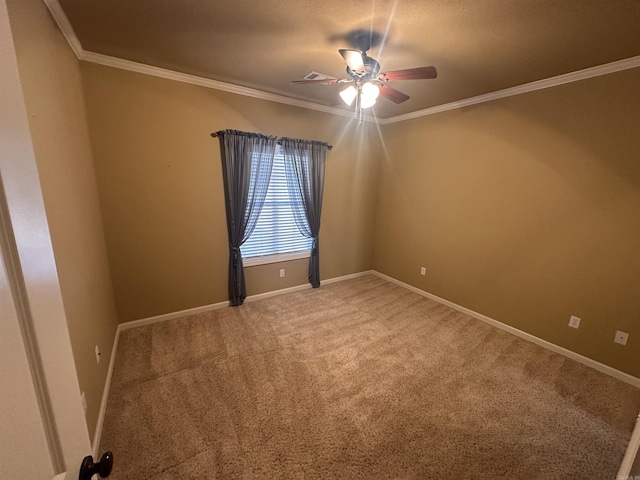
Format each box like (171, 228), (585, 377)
(211, 130), (332, 150)
(277, 139), (332, 150)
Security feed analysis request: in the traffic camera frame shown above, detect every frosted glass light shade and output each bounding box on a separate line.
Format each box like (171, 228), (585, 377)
(360, 82), (380, 109)
(339, 85), (357, 106)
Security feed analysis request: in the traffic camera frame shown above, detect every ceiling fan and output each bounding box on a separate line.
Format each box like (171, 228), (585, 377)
(292, 46), (437, 123)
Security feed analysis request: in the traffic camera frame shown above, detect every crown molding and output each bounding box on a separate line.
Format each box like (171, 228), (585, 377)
(79, 51), (358, 119)
(42, 0), (83, 58)
(44, 0), (640, 125)
(42, 0), (360, 120)
(380, 55), (640, 124)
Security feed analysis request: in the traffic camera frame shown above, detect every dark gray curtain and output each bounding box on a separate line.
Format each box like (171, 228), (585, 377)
(212, 130), (277, 306)
(281, 137), (330, 288)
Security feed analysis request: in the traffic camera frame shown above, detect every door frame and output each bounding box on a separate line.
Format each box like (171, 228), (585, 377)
(1, 1), (92, 477)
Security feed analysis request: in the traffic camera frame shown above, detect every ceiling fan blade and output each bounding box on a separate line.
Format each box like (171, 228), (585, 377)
(379, 84), (410, 104)
(292, 79), (340, 85)
(380, 66), (437, 81)
(339, 49), (365, 74)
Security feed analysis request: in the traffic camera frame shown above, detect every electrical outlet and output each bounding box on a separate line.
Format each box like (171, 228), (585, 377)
(568, 315), (581, 329)
(420, 267), (426, 276)
(614, 331), (629, 345)
(279, 268), (285, 278)
(81, 391), (87, 415)
(95, 344), (101, 364)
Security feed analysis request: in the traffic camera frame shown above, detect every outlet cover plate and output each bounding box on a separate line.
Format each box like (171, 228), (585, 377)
(95, 344), (101, 364)
(614, 330), (629, 345)
(568, 316), (581, 329)
(420, 267), (426, 276)
(279, 269), (285, 278)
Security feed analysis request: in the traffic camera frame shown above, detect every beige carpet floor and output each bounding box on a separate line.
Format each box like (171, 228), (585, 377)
(100, 275), (640, 479)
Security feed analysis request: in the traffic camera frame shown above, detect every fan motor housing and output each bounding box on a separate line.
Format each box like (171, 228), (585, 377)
(347, 54), (381, 82)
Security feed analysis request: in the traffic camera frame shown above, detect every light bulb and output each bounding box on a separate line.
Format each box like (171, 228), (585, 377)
(360, 82), (380, 109)
(339, 85), (357, 106)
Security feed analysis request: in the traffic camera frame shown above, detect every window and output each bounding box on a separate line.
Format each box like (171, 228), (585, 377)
(241, 146), (311, 265)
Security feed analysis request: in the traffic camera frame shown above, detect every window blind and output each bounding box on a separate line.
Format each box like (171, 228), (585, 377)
(241, 148), (311, 262)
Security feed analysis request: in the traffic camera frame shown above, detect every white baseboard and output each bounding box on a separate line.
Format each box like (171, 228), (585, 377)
(371, 271), (640, 389)
(118, 300), (230, 332)
(244, 269), (375, 303)
(227, 270), (373, 305)
(244, 283), (312, 303)
(618, 414), (640, 479)
(322, 270), (375, 284)
(119, 270), (376, 330)
(91, 325), (119, 457)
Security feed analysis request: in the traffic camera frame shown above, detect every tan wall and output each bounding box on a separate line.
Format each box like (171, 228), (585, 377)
(80, 63), (379, 322)
(375, 69), (640, 377)
(7, 0), (119, 441)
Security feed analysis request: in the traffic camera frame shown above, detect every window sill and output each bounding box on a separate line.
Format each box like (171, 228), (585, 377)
(243, 251), (310, 267)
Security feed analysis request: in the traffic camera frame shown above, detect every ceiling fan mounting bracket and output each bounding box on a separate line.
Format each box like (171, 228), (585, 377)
(344, 29), (384, 53)
(354, 33), (372, 54)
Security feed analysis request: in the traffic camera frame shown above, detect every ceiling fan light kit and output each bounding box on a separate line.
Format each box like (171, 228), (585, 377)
(293, 41), (437, 124)
(360, 82), (380, 108)
(339, 85), (357, 106)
